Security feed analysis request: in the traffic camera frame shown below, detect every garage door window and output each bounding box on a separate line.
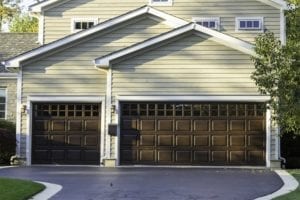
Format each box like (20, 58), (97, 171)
(0, 89), (6, 119)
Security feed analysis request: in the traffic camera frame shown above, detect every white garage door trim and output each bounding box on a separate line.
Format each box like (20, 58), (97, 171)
(25, 96), (106, 166)
(114, 95), (271, 167)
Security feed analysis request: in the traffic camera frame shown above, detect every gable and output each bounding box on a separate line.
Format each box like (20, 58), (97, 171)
(111, 33), (259, 96)
(4, 6), (186, 68)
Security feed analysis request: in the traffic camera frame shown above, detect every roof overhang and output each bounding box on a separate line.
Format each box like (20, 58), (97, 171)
(94, 23), (257, 68)
(4, 6), (187, 68)
(257, 0), (289, 10)
(30, 0), (289, 13)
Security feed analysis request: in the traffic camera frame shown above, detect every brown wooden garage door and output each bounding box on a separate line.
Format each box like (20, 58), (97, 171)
(120, 102), (266, 166)
(32, 103), (101, 165)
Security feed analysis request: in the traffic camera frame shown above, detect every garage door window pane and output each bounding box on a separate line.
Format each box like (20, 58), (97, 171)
(201, 104), (209, 116)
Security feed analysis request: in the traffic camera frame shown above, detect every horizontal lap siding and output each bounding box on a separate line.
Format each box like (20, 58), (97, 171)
(44, 0), (280, 43)
(20, 17), (170, 158)
(112, 33), (259, 97)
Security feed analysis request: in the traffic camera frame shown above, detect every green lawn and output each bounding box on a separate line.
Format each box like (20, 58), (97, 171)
(274, 170), (300, 200)
(0, 178), (45, 200)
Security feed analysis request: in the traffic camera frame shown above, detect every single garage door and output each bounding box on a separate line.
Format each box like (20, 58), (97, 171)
(32, 103), (101, 165)
(120, 102), (266, 166)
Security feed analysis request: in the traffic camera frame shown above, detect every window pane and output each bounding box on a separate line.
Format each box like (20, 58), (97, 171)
(0, 89), (5, 97)
(209, 21), (216, 28)
(253, 21), (260, 28)
(247, 21), (253, 28)
(0, 112), (4, 119)
(203, 21), (209, 27)
(240, 21), (246, 28)
(82, 22), (88, 29)
(0, 104), (5, 111)
(88, 22), (94, 28)
(0, 97), (5, 103)
(75, 22), (81, 29)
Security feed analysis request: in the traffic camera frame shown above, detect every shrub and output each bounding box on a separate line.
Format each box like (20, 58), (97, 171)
(0, 120), (16, 165)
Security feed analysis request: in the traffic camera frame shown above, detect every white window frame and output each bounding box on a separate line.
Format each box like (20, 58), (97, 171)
(149, 0), (173, 6)
(235, 17), (264, 32)
(0, 88), (7, 120)
(71, 17), (99, 33)
(192, 17), (220, 30)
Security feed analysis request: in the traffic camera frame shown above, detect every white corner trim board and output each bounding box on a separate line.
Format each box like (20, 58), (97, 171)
(254, 170), (299, 200)
(94, 23), (256, 68)
(30, 181), (62, 200)
(4, 6), (187, 68)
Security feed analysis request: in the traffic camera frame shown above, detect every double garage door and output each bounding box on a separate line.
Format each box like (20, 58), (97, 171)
(32, 103), (101, 165)
(120, 102), (266, 166)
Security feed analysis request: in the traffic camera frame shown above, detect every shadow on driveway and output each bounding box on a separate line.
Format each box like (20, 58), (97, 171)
(0, 166), (283, 200)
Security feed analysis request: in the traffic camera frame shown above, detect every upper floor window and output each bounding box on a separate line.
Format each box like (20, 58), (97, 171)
(236, 17), (264, 31)
(0, 89), (6, 119)
(71, 17), (99, 33)
(193, 17), (220, 30)
(149, 0), (173, 6)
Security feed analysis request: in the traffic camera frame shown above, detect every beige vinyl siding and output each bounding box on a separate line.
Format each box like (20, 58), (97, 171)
(112, 33), (259, 97)
(19, 17), (171, 159)
(44, 0), (280, 43)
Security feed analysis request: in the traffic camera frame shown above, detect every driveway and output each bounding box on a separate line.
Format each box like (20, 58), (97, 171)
(0, 166), (282, 200)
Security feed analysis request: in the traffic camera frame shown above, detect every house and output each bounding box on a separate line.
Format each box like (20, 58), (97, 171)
(2, 0), (288, 167)
(0, 33), (39, 122)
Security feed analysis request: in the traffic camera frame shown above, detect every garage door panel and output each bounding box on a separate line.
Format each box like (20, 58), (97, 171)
(120, 102), (265, 166)
(122, 119), (138, 130)
(212, 135), (227, 146)
(176, 135), (191, 146)
(158, 150), (173, 162)
(52, 120), (66, 131)
(32, 103), (101, 165)
(34, 120), (49, 131)
(230, 135), (245, 146)
(229, 151), (246, 163)
(212, 151), (227, 162)
(158, 120), (173, 131)
(140, 135), (155, 146)
(158, 135), (173, 146)
(68, 120), (82, 131)
(67, 135), (81, 146)
(194, 120), (210, 131)
(140, 120), (155, 131)
(175, 120), (191, 131)
(139, 150), (155, 161)
(176, 151), (191, 163)
(212, 120), (228, 131)
(84, 135), (99, 146)
(194, 151), (209, 162)
(230, 120), (245, 131)
(194, 135), (210, 146)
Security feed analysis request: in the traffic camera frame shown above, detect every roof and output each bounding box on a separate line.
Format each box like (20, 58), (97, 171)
(94, 23), (256, 68)
(4, 6), (187, 68)
(0, 33), (39, 73)
(29, 0), (289, 12)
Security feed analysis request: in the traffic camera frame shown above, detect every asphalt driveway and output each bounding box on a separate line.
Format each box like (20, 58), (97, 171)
(0, 166), (283, 200)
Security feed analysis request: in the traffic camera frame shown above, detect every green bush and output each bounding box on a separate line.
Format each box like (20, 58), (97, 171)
(0, 120), (16, 165)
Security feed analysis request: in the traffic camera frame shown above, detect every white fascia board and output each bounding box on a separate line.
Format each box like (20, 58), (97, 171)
(30, 0), (70, 13)
(28, 96), (104, 103)
(116, 95), (271, 102)
(257, 0), (288, 10)
(148, 7), (187, 28)
(95, 23), (256, 67)
(194, 24), (256, 57)
(5, 6), (188, 68)
(95, 23), (195, 67)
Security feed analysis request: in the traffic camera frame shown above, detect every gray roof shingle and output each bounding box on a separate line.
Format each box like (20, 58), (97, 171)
(0, 33), (39, 73)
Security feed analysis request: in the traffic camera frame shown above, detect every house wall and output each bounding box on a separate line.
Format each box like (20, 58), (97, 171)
(0, 78), (17, 122)
(43, 0), (280, 44)
(110, 32), (277, 160)
(19, 17), (171, 159)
